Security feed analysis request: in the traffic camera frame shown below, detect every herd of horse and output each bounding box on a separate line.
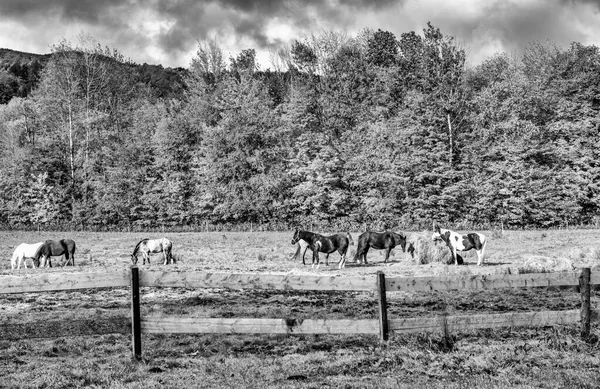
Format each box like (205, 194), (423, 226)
(293, 225), (487, 269)
(9, 226), (487, 271)
(10, 237), (174, 270)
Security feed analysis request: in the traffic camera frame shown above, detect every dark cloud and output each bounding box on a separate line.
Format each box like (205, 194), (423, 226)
(0, 0), (599, 68)
(0, 0), (128, 23)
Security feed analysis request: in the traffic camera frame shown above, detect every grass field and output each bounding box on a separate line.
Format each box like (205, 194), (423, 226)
(1, 229), (600, 388)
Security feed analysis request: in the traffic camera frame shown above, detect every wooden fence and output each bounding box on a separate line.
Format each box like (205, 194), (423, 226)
(0, 267), (597, 359)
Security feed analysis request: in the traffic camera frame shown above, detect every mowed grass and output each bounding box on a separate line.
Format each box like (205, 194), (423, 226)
(1, 229), (600, 388)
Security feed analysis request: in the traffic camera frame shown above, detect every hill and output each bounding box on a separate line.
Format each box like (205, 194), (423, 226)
(0, 48), (188, 104)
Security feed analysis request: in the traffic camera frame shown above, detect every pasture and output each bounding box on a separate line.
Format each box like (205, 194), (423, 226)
(1, 229), (600, 388)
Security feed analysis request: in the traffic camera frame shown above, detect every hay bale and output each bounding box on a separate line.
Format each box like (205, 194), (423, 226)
(407, 231), (453, 265)
(518, 255), (575, 273)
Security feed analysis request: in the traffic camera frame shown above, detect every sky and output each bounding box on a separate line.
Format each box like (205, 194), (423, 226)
(1, 0), (600, 70)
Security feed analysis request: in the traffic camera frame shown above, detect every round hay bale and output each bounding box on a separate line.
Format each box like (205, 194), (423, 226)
(519, 255), (575, 273)
(407, 231), (453, 265)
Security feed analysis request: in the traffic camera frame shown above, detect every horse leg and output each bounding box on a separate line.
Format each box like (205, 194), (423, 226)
(384, 247), (392, 263)
(477, 240), (487, 266)
(338, 246), (348, 269)
(338, 254), (346, 269)
(66, 251), (74, 266)
(312, 242), (322, 269)
(353, 247), (362, 264)
(302, 246), (308, 265)
(325, 253), (329, 266)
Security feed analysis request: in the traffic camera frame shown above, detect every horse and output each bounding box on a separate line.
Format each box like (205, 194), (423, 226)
(291, 229), (353, 270)
(131, 238), (174, 265)
(353, 230), (407, 266)
(11, 242), (44, 269)
(291, 238), (311, 265)
(35, 239), (77, 268)
(431, 226), (487, 266)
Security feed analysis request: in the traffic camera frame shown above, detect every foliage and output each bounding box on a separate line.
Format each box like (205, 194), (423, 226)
(2, 27), (600, 229)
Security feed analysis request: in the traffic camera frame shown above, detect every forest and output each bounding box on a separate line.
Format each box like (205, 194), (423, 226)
(0, 23), (599, 231)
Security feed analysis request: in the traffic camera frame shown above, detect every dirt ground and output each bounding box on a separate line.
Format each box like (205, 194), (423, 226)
(1, 228), (598, 324)
(1, 228), (599, 275)
(2, 229), (600, 388)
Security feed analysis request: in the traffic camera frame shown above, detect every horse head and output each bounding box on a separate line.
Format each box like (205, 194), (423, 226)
(291, 229), (301, 245)
(432, 224), (443, 241)
(432, 227), (452, 245)
(389, 231), (407, 252)
(397, 233), (407, 252)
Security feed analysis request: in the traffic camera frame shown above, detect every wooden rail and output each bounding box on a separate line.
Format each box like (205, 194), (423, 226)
(139, 271), (377, 291)
(141, 317), (380, 335)
(0, 268), (595, 359)
(385, 272), (583, 292)
(0, 270), (130, 294)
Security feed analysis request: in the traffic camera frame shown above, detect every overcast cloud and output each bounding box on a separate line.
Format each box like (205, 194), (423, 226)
(1, 0), (599, 69)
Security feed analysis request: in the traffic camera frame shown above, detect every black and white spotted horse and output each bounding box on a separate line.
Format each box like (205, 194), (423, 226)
(431, 226), (487, 266)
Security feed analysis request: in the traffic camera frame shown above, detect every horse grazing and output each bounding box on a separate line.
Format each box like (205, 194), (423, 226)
(291, 229), (353, 270)
(432, 226), (487, 266)
(131, 238), (174, 265)
(11, 242), (44, 269)
(35, 239), (77, 268)
(353, 230), (407, 266)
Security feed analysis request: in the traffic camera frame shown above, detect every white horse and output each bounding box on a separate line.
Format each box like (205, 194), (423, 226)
(131, 238), (174, 265)
(432, 226), (487, 266)
(11, 242), (44, 269)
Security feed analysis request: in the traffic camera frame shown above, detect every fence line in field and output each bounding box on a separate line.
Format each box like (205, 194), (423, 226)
(0, 268), (596, 359)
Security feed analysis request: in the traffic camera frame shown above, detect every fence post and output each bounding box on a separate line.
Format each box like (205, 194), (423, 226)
(376, 271), (389, 341)
(579, 267), (591, 339)
(131, 266), (142, 360)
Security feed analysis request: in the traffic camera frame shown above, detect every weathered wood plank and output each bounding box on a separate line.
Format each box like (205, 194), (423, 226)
(131, 267), (142, 360)
(386, 272), (583, 292)
(580, 268), (591, 338)
(376, 271), (388, 341)
(0, 270), (131, 294)
(389, 309), (583, 334)
(139, 271), (377, 291)
(141, 317), (380, 334)
(0, 316), (130, 340)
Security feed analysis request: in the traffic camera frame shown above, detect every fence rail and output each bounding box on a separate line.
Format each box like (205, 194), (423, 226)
(0, 268), (596, 359)
(0, 270), (130, 294)
(139, 271), (377, 291)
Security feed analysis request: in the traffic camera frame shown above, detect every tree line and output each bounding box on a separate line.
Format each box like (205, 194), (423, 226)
(1, 25), (599, 231)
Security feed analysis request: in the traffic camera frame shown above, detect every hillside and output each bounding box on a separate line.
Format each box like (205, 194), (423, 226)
(0, 47), (187, 103)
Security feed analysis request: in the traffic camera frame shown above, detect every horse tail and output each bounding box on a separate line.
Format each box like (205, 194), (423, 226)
(346, 232), (354, 245)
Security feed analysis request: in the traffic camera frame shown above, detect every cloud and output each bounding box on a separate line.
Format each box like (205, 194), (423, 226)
(0, 0), (599, 69)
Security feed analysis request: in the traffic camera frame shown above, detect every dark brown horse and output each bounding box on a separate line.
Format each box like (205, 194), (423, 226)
(291, 229), (353, 269)
(34, 239), (76, 267)
(353, 230), (407, 265)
